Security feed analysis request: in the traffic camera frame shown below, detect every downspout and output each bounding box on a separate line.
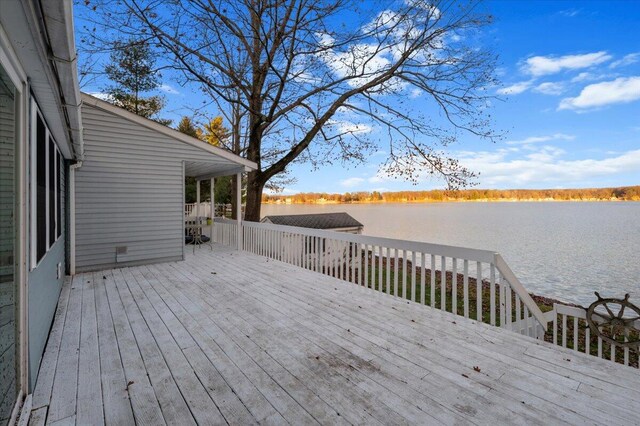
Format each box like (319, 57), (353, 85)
(69, 160), (82, 275)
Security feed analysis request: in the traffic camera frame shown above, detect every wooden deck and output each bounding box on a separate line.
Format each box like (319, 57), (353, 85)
(29, 245), (640, 425)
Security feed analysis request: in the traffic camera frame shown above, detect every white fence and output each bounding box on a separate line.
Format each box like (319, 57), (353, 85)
(211, 218), (640, 368)
(212, 218), (547, 339)
(545, 303), (639, 368)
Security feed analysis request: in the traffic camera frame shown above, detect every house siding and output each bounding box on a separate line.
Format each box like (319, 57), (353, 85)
(76, 104), (228, 271)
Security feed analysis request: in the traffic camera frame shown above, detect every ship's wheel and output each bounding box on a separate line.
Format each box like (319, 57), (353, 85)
(586, 293), (640, 349)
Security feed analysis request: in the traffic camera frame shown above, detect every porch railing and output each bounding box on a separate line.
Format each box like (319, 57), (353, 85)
(544, 303), (639, 368)
(212, 218), (547, 339)
(185, 203), (234, 218)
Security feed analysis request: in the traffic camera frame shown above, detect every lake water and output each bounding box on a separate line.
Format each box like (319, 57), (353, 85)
(262, 202), (640, 306)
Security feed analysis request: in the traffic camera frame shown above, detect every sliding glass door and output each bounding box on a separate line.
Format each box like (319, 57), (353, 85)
(0, 62), (18, 425)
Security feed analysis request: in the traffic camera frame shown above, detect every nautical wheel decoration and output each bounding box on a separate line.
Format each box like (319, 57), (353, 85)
(586, 292), (640, 349)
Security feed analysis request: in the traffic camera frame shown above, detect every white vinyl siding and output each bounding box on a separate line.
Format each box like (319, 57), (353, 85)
(76, 103), (233, 271)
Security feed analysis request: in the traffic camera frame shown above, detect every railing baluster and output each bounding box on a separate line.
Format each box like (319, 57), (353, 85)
(624, 330), (629, 366)
(386, 247), (391, 295)
(552, 306), (557, 345)
(394, 249), (399, 297)
(476, 261), (482, 322)
(611, 343), (616, 362)
(337, 240), (342, 280)
(463, 260), (469, 318)
(318, 237), (323, 274)
(371, 245), (376, 290)
(441, 256), (447, 311)
(452, 258), (457, 315)
(490, 264), (496, 326)
(506, 284), (512, 330)
(421, 253), (426, 306)
(411, 251), (416, 302)
(585, 327), (590, 356)
(598, 337), (603, 358)
(402, 250), (407, 300)
(515, 295), (521, 334)
(358, 242), (362, 284)
(562, 314), (567, 348)
(363, 244), (369, 287)
(378, 246), (383, 293)
(573, 317), (579, 351)
(349, 241), (355, 283)
(431, 255), (436, 308)
(499, 273), (505, 328)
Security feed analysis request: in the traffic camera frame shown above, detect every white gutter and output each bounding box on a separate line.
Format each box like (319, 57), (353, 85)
(69, 161), (82, 275)
(40, 0), (84, 160)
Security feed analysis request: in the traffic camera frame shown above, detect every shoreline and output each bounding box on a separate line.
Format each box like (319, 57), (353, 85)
(263, 198), (639, 205)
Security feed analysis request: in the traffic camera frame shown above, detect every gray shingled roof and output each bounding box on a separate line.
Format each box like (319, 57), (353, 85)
(262, 212), (363, 230)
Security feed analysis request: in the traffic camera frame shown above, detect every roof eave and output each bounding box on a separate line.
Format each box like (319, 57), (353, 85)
(81, 92), (257, 171)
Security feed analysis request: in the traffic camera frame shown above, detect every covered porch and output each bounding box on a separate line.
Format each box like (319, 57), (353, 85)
(29, 245), (639, 425)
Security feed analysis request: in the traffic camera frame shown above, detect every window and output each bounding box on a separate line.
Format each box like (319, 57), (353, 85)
(31, 103), (62, 267)
(56, 150), (62, 239)
(48, 136), (55, 246)
(36, 113), (46, 261)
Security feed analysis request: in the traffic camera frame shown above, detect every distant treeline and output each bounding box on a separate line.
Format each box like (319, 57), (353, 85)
(262, 186), (640, 204)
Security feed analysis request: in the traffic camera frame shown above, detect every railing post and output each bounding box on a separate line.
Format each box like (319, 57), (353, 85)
(236, 172), (242, 251)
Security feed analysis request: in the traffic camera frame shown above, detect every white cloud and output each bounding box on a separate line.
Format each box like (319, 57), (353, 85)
(523, 51), (612, 76)
(409, 88), (423, 98)
(264, 187), (298, 195)
(458, 147), (640, 186)
(609, 53), (640, 69)
(325, 118), (373, 135)
(559, 76), (640, 110)
(336, 121), (372, 134)
(159, 84), (180, 95)
(557, 9), (581, 17)
(340, 177), (365, 187)
(86, 91), (113, 101)
(571, 72), (592, 83)
(497, 81), (532, 95)
(505, 133), (575, 145)
(533, 82), (565, 95)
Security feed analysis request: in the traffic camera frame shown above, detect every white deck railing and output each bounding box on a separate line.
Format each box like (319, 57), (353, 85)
(185, 203), (243, 218)
(545, 303), (639, 368)
(212, 218), (547, 339)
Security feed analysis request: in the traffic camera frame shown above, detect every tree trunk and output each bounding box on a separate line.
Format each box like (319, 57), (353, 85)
(244, 170), (264, 222)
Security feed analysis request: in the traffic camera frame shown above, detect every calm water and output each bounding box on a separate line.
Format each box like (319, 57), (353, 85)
(262, 202), (640, 306)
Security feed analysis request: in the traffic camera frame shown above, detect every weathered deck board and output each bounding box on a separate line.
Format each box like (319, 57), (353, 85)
(76, 273), (104, 425)
(198, 252), (635, 424)
(31, 245), (640, 425)
(180, 253), (586, 425)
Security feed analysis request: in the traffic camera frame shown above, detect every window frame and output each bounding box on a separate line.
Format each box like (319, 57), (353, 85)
(30, 100), (62, 269)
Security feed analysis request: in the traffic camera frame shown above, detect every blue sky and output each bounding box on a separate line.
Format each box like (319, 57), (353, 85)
(78, 1), (640, 194)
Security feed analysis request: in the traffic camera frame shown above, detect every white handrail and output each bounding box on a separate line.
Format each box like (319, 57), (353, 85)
(494, 254), (547, 333)
(242, 220), (497, 263)
(211, 218), (548, 339)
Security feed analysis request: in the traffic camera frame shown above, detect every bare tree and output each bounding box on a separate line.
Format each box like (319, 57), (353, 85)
(79, 0), (499, 221)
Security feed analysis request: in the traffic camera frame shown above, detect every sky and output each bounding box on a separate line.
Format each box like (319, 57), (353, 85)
(77, 1), (640, 194)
